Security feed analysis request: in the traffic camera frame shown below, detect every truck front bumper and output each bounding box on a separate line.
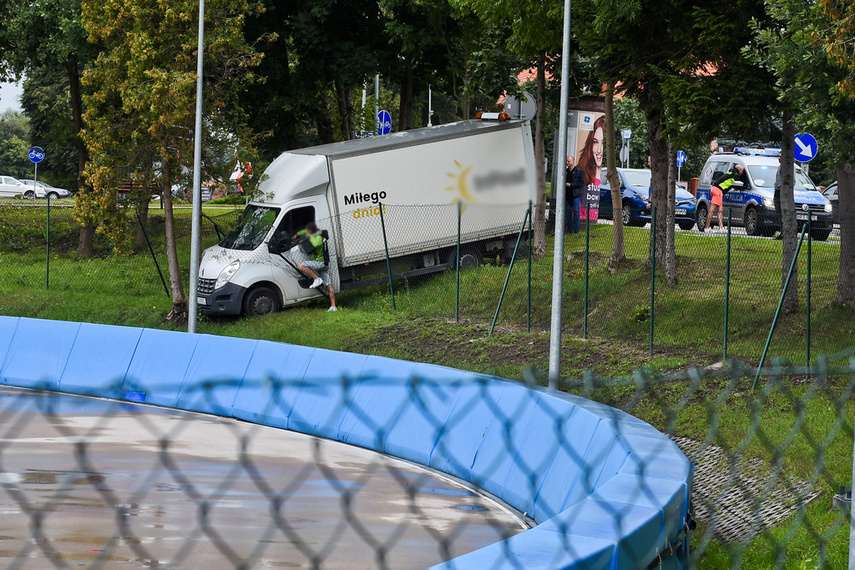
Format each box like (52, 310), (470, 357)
(198, 282), (246, 316)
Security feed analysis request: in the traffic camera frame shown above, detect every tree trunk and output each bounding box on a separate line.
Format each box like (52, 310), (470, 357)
(68, 56), (95, 259)
(605, 82), (625, 272)
(665, 139), (677, 287)
(532, 53), (547, 257)
(398, 59), (414, 131)
(316, 98), (335, 144)
(644, 105), (668, 266)
(836, 158), (855, 304)
(780, 111), (798, 313)
(161, 160), (187, 322)
(461, 37), (471, 120)
(135, 199), (150, 250)
(335, 81), (350, 140)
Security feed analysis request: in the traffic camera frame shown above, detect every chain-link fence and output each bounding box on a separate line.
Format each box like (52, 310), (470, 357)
(0, 196), (846, 364)
(0, 354), (852, 568)
(0, 197), (241, 300)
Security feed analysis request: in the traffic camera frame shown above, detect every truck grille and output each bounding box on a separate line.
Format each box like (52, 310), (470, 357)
(198, 278), (216, 295)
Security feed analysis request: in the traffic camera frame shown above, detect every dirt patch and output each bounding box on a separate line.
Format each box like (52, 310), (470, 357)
(361, 317), (717, 380)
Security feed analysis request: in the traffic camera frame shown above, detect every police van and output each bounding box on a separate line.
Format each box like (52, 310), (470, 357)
(695, 148), (834, 240)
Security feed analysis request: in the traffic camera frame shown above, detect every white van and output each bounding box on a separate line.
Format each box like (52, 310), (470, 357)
(197, 119), (536, 316)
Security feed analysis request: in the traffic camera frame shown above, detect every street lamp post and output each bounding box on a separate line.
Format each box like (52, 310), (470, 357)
(188, 0), (205, 333)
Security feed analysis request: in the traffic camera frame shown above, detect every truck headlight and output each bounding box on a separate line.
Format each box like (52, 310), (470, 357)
(825, 201), (833, 213)
(214, 260), (240, 290)
(762, 196), (775, 208)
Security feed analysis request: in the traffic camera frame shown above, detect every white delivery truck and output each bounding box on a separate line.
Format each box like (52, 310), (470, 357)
(197, 118), (536, 316)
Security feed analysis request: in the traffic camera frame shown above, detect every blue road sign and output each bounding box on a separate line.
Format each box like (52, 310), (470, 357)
(794, 133), (818, 163)
(676, 150), (687, 168)
(377, 110), (392, 135)
(28, 146), (45, 164)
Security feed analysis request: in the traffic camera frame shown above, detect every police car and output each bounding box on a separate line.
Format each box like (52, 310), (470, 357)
(695, 148), (834, 240)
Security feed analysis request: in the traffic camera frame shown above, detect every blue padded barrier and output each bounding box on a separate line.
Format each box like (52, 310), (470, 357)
(0, 318), (692, 570)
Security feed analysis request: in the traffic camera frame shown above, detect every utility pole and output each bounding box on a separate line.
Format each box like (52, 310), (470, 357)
(427, 85), (433, 127)
(375, 74), (380, 135)
(547, 0), (573, 389)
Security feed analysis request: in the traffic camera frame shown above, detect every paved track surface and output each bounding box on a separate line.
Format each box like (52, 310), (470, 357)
(0, 387), (525, 568)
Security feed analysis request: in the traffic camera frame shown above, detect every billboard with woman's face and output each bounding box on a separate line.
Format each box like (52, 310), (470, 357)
(576, 113), (605, 221)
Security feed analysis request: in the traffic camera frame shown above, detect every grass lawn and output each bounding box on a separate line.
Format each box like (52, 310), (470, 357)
(0, 204), (853, 567)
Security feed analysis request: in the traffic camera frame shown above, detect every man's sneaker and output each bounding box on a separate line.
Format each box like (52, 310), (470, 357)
(328, 306), (337, 312)
(310, 278), (323, 289)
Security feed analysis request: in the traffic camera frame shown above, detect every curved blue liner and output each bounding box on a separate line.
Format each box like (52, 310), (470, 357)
(0, 317), (692, 569)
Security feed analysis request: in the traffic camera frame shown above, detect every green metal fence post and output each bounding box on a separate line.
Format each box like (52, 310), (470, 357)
(753, 223), (809, 390)
(583, 213), (590, 339)
(456, 200), (461, 322)
(378, 203), (396, 311)
(806, 212), (812, 367)
(527, 200), (533, 332)
(46, 194), (50, 289)
(724, 206), (732, 360)
(650, 205), (656, 357)
(489, 206), (531, 337)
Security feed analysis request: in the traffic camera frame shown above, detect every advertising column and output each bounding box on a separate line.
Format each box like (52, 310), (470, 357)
(576, 112), (605, 222)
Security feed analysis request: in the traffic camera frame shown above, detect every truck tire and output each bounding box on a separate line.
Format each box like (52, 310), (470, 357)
(242, 285), (280, 317)
(448, 247), (482, 269)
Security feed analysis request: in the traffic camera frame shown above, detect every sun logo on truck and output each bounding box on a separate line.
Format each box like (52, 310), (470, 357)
(445, 160), (476, 207)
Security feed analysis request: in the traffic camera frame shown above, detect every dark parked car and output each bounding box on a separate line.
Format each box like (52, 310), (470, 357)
(598, 168), (697, 230)
(823, 182), (838, 224)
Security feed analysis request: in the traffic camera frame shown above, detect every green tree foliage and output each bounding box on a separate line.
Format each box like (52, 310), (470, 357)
(753, 0), (855, 303)
(81, 0), (262, 319)
(0, 110), (31, 179)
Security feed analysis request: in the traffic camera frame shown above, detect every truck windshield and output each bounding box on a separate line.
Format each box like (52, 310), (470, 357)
(747, 165), (817, 191)
(219, 205), (280, 251)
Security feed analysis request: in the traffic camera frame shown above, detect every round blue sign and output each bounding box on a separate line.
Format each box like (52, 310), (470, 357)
(676, 150), (687, 168)
(377, 110), (392, 136)
(28, 146), (45, 164)
(794, 133), (818, 163)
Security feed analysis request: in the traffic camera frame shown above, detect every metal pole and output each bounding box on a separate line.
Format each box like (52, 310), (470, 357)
(427, 85), (433, 127)
(375, 74), (380, 135)
(650, 205), (656, 357)
(187, 0), (205, 334)
(850, 433), (855, 570)
(548, 0), (573, 389)
(379, 203), (395, 310)
(46, 194), (50, 289)
(753, 223), (809, 390)
(724, 207), (732, 360)
(806, 212), (811, 367)
(583, 213), (590, 338)
(456, 200), (461, 322)
(527, 200), (533, 333)
(490, 207), (531, 337)
(33, 162), (38, 201)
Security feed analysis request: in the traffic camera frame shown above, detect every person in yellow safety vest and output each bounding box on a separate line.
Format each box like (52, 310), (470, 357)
(293, 222), (337, 312)
(705, 164), (747, 232)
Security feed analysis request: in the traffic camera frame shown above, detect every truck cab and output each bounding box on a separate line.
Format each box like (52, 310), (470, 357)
(695, 148), (834, 240)
(197, 153), (337, 316)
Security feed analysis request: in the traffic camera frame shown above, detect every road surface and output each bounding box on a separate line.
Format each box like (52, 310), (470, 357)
(0, 387), (526, 568)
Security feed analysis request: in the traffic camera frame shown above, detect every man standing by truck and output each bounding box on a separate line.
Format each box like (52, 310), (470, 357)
(294, 223), (337, 312)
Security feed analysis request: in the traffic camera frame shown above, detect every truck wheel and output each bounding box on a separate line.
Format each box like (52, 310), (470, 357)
(242, 286), (280, 317)
(448, 247), (482, 269)
(744, 207), (760, 236)
(811, 229), (831, 241)
(696, 204), (708, 231)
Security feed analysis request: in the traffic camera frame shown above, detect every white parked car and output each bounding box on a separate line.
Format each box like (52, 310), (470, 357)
(18, 179), (72, 199)
(0, 176), (26, 198)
